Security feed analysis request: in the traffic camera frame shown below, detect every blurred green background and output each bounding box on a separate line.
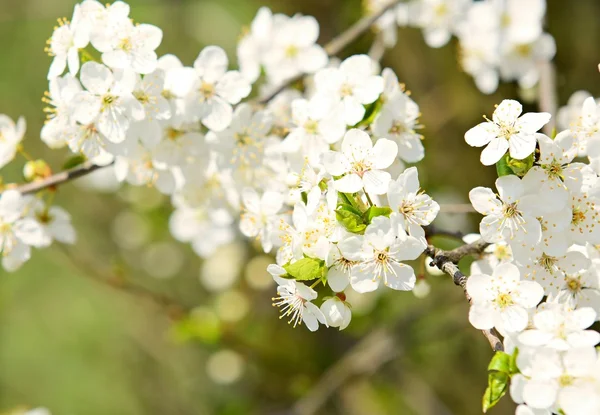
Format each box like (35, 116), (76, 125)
(0, 0), (599, 414)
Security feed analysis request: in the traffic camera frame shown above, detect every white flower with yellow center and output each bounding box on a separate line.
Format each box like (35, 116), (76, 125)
(345, 216), (424, 293)
(470, 175), (542, 244)
(72, 62), (144, 143)
(46, 5), (90, 79)
(323, 129), (397, 195)
(467, 262), (543, 333)
(169, 46), (251, 132)
(41, 74), (82, 149)
(313, 55), (384, 126)
(388, 166), (439, 244)
(269, 264), (327, 332)
(465, 99), (551, 166)
(0, 114), (26, 170)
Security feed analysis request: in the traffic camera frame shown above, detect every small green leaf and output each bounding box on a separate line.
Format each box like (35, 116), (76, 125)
(283, 257), (326, 281)
(482, 371), (509, 413)
(509, 348), (520, 375)
(507, 153), (534, 177)
(364, 206), (393, 223)
(487, 351), (511, 373)
(63, 154), (87, 170)
(336, 208), (367, 234)
(338, 192), (362, 212)
(496, 155), (514, 177)
(337, 202), (363, 217)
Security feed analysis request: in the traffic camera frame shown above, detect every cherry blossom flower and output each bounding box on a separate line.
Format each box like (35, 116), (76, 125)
(240, 188), (284, 253)
(320, 295), (352, 330)
(469, 175), (542, 244)
(465, 99), (551, 165)
(0, 114), (26, 169)
(322, 129), (397, 195)
(345, 216), (424, 293)
(467, 262), (544, 333)
(313, 55), (384, 125)
(269, 265), (327, 331)
(387, 167), (439, 243)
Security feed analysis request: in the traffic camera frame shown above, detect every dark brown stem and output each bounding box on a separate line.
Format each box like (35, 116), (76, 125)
(258, 0), (402, 104)
(424, 240), (504, 352)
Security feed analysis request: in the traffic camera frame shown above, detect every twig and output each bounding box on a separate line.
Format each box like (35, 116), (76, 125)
(4, 161), (113, 195)
(5, 2), (401, 196)
(425, 241), (504, 352)
(538, 60), (557, 135)
(258, 0), (402, 104)
(54, 244), (190, 320)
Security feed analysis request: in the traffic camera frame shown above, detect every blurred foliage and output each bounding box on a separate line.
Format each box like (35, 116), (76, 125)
(0, 0), (599, 414)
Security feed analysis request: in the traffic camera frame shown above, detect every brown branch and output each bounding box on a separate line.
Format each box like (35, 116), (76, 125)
(425, 240), (504, 352)
(54, 244), (190, 320)
(4, 161), (113, 195)
(258, 0), (402, 104)
(4, 2), (401, 196)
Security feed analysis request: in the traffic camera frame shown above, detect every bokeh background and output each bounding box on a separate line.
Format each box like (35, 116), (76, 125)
(0, 0), (599, 414)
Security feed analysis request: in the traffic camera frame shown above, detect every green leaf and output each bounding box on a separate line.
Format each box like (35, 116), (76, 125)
(509, 348), (520, 375)
(338, 192), (362, 212)
(283, 257), (326, 281)
(496, 153), (534, 178)
(336, 208), (367, 234)
(364, 206), (393, 223)
(352, 99), (383, 128)
(63, 154), (87, 170)
(487, 351), (511, 373)
(495, 155), (514, 177)
(506, 153), (534, 177)
(482, 371), (509, 413)
(338, 202), (363, 217)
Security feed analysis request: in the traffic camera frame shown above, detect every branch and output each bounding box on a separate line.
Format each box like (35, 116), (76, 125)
(54, 245), (190, 320)
(425, 240), (504, 352)
(4, 161), (113, 195)
(4, 2), (401, 196)
(258, 0), (402, 104)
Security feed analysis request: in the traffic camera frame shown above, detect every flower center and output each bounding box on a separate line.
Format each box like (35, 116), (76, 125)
(272, 289), (306, 328)
(515, 44), (532, 57)
(133, 90), (152, 105)
(544, 160), (564, 180)
(118, 37), (133, 52)
(389, 121), (407, 135)
(351, 160), (371, 177)
(537, 254), (558, 273)
(166, 127), (184, 141)
(234, 131), (253, 146)
(285, 44), (299, 58)
(565, 276), (582, 293)
(559, 374), (574, 387)
(495, 293), (514, 309)
(340, 83), (353, 97)
(199, 81), (216, 99)
(502, 202), (520, 218)
(101, 94), (117, 111)
(572, 208), (586, 226)
(303, 120), (319, 135)
(494, 245), (511, 260)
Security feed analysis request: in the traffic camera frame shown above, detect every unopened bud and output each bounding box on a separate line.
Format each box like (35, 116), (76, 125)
(23, 159), (52, 182)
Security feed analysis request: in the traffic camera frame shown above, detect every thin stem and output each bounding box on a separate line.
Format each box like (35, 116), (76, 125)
(424, 240), (504, 352)
(258, 0), (402, 104)
(364, 192), (374, 207)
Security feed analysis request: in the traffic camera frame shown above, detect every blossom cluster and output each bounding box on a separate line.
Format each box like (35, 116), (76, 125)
(463, 99), (600, 414)
(366, 0), (554, 94)
(0, 1), (440, 333)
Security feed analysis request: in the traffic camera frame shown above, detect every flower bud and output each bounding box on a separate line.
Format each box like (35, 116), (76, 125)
(23, 159), (52, 182)
(320, 297), (351, 330)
